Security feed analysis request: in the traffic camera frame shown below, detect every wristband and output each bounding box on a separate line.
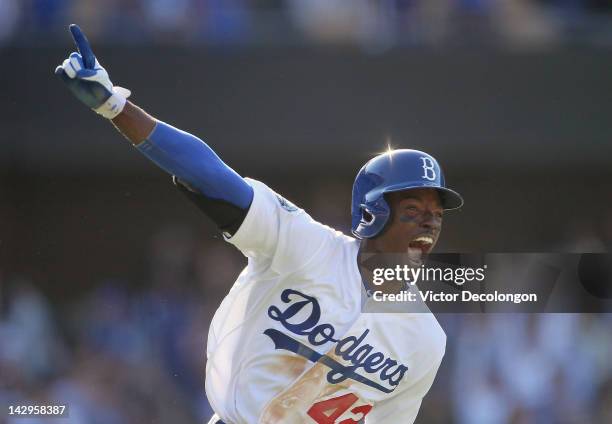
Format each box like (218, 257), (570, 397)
(94, 86), (131, 119)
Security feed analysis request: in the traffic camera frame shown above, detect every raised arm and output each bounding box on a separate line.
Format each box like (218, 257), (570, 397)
(111, 101), (156, 146)
(55, 25), (253, 235)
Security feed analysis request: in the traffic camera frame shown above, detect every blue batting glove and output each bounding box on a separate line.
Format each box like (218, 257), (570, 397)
(55, 24), (130, 119)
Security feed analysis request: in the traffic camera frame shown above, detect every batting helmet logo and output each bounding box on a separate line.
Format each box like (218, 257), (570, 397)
(420, 156), (437, 181)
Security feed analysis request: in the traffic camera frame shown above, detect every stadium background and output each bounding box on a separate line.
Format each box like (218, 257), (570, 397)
(1, 1), (612, 423)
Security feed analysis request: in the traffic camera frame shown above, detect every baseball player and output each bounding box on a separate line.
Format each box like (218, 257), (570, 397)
(55, 25), (464, 424)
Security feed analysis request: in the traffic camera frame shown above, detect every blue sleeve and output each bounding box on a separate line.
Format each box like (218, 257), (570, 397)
(136, 121), (253, 209)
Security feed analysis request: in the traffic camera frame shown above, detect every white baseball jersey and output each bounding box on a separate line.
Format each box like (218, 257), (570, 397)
(205, 179), (446, 424)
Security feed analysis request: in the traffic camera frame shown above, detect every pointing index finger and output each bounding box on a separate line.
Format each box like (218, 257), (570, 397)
(69, 24), (96, 69)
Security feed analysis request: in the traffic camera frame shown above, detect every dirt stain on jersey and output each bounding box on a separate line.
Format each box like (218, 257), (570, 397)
(267, 354), (309, 381)
(260, 350), (352, 424)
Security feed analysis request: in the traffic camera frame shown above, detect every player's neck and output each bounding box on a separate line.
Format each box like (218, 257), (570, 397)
(359, 239), (422, 269)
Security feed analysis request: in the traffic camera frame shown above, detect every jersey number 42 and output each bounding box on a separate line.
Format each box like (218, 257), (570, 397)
(307, 393), (373, 424)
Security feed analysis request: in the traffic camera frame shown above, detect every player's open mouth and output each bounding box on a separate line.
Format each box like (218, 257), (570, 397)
(408, 235), (434, 255)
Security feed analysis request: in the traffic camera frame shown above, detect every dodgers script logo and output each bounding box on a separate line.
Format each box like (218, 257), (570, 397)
(264, 289), (408, 394)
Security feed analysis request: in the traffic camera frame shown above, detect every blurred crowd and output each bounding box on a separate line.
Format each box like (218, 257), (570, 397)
(2, 0), (612, 48)
(0, 226), (244, 423)
(1, 221), (611, 424)
(438, 314), (612, 423)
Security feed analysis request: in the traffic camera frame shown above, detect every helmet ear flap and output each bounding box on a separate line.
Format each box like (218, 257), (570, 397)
(354, 196), (391, 239)
(362, 208), (374, 224)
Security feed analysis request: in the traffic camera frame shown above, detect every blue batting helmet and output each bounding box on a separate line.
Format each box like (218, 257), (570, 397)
(351, 149), (463, 239)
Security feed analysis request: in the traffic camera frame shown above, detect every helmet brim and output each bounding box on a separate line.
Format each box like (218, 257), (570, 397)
(382, 183), (464, 211)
